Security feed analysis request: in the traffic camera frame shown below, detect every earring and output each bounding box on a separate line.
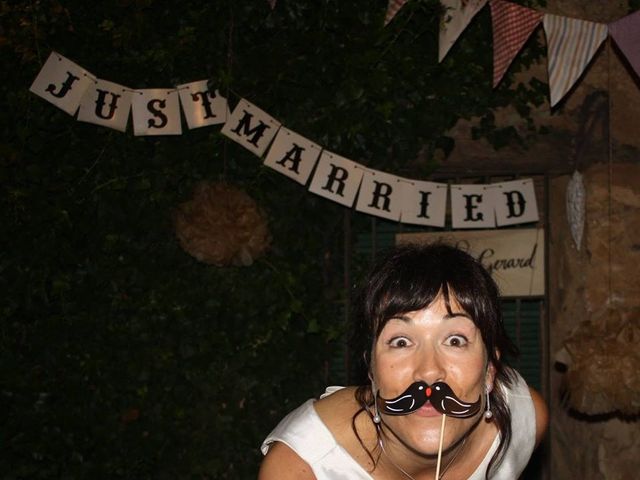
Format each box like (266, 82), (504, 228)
(484, 387), (493, 420)
(371, 380), (381, 424)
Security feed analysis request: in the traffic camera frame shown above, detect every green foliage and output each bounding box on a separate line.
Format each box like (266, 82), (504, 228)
(1, 1), (546, 478)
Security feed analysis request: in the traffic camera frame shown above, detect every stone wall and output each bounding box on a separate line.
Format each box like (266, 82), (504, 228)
(549, 164), (640, 479)
(434, 1), (640, 478)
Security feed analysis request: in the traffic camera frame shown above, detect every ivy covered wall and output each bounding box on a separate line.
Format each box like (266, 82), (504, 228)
(1, 1), (545, 478)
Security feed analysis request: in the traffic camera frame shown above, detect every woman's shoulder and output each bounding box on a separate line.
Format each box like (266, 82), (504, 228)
(259, 441), (317, 480)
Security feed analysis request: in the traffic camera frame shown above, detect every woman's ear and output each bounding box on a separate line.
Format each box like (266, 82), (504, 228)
(486, 362), (497, 391)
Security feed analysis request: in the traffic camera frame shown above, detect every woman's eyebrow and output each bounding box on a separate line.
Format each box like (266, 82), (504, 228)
(443, 312), (472, 320)
(388, 314), (412, 323)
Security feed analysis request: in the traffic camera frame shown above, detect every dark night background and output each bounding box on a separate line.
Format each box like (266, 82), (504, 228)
(0, 1), (546, 478)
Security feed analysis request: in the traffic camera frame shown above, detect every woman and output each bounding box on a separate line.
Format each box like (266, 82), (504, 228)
(260, 243), (548, 479)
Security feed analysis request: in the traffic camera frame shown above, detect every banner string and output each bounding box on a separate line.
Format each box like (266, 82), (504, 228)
(607, 37), (613, 316)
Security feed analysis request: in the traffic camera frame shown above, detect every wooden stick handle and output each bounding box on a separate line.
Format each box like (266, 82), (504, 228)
(435, 414), (446, 479)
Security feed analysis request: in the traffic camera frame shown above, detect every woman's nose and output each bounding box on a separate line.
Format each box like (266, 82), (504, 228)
(414, 346), (446, 384)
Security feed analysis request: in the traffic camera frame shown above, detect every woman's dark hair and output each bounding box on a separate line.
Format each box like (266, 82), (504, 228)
(349, 242), (519, 478)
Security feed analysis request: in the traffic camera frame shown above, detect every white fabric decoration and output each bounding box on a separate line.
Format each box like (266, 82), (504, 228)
(566, 170), (586, 250)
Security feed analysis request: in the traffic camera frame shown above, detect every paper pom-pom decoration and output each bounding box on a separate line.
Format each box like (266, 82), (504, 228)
(566, 170), (585, 251)
(173, 182), (271, 266)
(561, 314), (640, 415)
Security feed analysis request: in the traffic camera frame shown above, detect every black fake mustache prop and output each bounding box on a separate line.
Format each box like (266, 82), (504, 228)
(378, 381), (482, 418)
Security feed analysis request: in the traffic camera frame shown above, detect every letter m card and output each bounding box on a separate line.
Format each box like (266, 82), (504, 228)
(221, 98), (281, 157)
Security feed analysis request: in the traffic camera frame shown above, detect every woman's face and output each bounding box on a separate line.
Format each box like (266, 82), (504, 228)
(372, 294), (494, 454)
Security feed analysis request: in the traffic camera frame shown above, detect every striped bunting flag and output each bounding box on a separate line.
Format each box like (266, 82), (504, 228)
(490, 0), (543, 87)
(609, 10), (640, 80)
(439, 0), (488, 62)
(384, 0), (408, 26)
(543, 14), (608, 107)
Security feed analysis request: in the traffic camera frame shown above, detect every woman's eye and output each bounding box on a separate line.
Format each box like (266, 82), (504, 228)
(388, 337), (411, 348)
(444, 335), (468, 347)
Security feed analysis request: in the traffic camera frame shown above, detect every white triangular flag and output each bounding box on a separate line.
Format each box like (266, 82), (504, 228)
(543, 14), (607, 107)
(77, 79), (132, 132)
(439, 0), (488, 62)
(308, 151), (364, 208)
(131, 89), (182, 136)
(178, 80), (229, 129)
(30, 51), (95, 116)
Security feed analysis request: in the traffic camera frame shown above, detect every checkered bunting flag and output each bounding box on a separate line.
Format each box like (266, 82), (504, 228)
(490, 0), (543, 87)
(384, 0), (408, 26)
(543, 14), (608, 107)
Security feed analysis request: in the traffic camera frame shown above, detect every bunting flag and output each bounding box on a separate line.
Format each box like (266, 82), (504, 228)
(221, 99), (281, 157)
(543, 14), (608, 107)
(263, 127), (322, 185)
(439, 0), (488, 62)
(399, 178), (448, 227)
(131, 89), (182, 136)
(77, 79), (132, 132)
(490, 0), (543, 87)
(609, 10), (640, 80)
(178, 80), (229, 129)
(29, 51), (95, 116)
(384, 0), (408, 26)
(450, 184), (496, 229)
(355, 168), (403, 221)
(488, 178), (539, 226)
(307, 151), (364, 208)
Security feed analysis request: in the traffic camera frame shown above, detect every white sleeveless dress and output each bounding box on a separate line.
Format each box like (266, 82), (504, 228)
(261, 370), (536, 479)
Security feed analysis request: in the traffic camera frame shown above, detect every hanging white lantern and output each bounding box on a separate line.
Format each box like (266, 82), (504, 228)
(566, 170), (586, 251)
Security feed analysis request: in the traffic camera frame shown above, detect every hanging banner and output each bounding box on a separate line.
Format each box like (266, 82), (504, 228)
(221, 98), (281, 157)
(543, 14), (608, 107)
(450, 184), (496, 229)
(177, 80), (229, 129)
(399, 178), (448, 227)
(77, 79), (133, 132)
(131, 89), (182, 136)
(308, 150), (364, 208)
(489, 178), (539, 226)
(396, 228), (545, 296)
(355, 168), (403, 221)
(263, 127), (322, 185)
(29, 51), (95, 116)
(439, 0), (488, 62)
